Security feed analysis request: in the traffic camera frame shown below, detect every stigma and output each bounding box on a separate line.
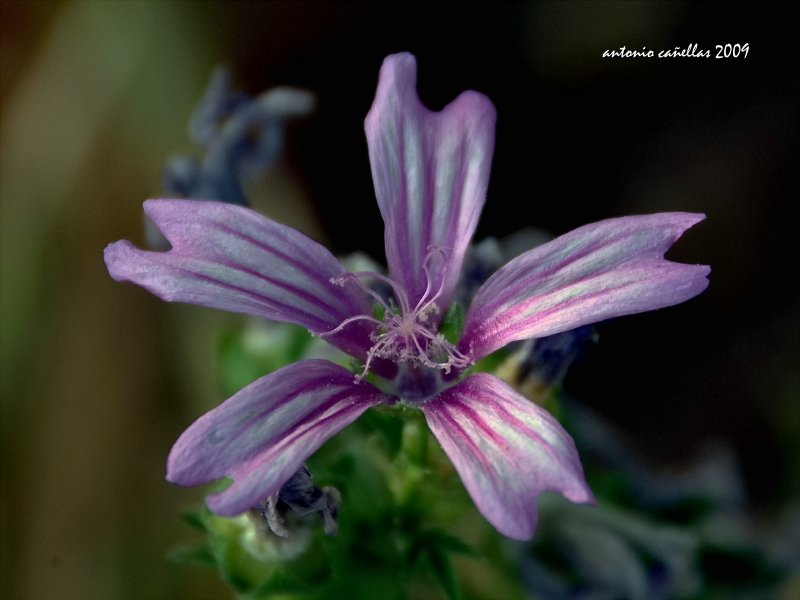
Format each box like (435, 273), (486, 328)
(321, 248), (471, 382)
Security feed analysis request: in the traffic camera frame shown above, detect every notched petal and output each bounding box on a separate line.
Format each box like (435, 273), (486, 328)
(104, 199), (374, 357)
(459, 213), (710, 360)
(365, 53), (497, 312)
(422, 373), (594, 540)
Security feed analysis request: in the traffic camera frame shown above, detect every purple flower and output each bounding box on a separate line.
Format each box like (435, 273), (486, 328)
(104, 53), (709, 540)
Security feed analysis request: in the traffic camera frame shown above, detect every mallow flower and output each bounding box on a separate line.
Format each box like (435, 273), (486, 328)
(104, 53), (709, 540)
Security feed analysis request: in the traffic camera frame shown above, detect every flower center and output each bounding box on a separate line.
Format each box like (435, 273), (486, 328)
(320, 248), (471, 383)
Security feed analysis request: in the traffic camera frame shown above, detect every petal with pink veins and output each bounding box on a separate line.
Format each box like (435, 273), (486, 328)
(104, 199), (374, 357)
(167, 359), (387, 516)
(459, 213), (710, 361)
(422, 373), (594, 540)
(365, 53), (496, 313)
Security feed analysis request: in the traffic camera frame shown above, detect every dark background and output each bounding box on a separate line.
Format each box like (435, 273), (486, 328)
(2, 2), (797, 598)
(261, 1), (798, 503)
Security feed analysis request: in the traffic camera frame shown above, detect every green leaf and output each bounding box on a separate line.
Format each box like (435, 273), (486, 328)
(424, 529), (479, 558)
(422, 546), (462, 600)
(407, 529), (476, 600)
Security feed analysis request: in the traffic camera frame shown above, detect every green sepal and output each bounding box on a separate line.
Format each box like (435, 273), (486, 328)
(372, 302), (387, 321)
(440, 303), (464, 345)
(470, 346), (511, 375)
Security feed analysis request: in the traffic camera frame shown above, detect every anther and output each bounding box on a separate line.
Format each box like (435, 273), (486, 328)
(323, 252), (471, 380)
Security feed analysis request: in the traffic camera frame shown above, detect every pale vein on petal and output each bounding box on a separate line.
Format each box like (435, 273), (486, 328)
(104, 199), (374, 355)
(459, 213), (710, 360)
(422, 373), (594, 540)
(365, 53), (496, 313)
(167, 359), (386, 515)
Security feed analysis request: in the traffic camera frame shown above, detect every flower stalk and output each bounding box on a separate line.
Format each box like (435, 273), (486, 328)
(389, 412), (430, 507)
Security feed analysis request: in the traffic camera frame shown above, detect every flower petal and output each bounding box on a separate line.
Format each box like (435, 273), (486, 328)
(422, 373), (594, 539)
(104, 199), (374, 357)
(459, 213), (710, 361)
(365, 53), (496, 311)
(167, 359), (386, 516)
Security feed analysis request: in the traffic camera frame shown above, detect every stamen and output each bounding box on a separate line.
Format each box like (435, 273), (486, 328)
(326, 258), (472, 383)
(412, 246), (453, 317)
(316, 313), (384, 337)
(332, 271), (411, 315)
(330, 273), (393, 313)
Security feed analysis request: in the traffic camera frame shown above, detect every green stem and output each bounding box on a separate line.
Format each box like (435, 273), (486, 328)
(389, 410), (429, 506)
